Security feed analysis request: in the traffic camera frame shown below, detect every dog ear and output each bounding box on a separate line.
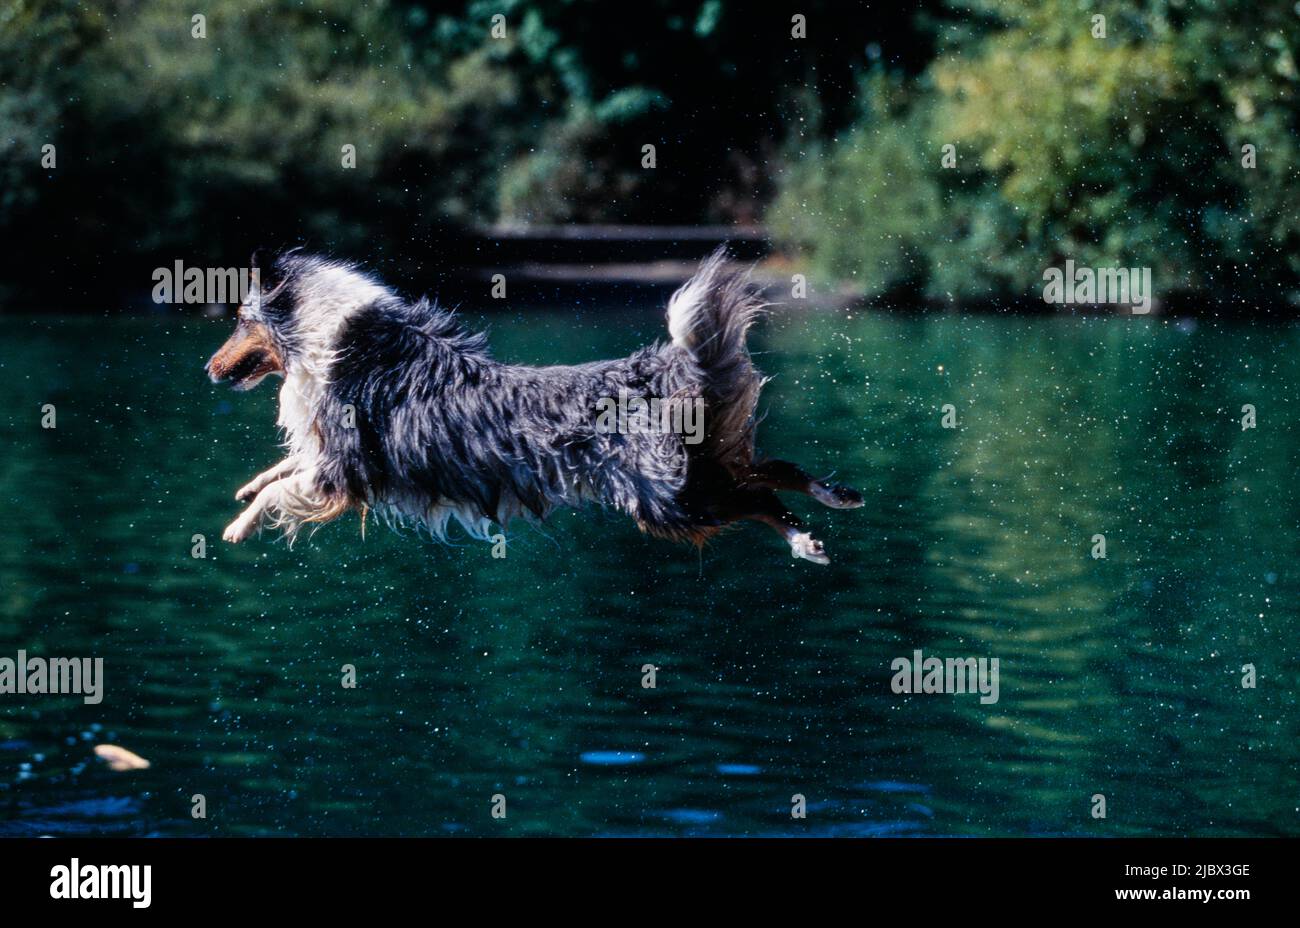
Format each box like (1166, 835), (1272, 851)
(250, 247), (274, 277)
(264, 246), (310, 305)
(249, 246), (302, 300)
(269, 246), (307, 287)
(248, 247), (271, 294)
(245, 248), (291, 310)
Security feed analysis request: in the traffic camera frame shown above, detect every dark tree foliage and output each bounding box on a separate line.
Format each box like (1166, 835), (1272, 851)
(0, 0), (944, 306)
(1, 0), (1293, 307)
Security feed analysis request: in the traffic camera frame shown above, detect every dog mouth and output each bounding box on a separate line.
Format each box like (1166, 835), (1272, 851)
(213, 351), (273, 390)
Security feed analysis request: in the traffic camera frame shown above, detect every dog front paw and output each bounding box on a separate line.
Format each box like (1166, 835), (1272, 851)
(235, 481), (260, 502)
(790, 532), (830, 565)
(222, 516), (258, 544)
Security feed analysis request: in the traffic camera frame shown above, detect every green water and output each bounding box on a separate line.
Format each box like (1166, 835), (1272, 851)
(0, 310), (1296, 836)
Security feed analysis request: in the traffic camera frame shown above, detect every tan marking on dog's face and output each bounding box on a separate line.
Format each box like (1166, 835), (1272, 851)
(205, 317), (284, 391)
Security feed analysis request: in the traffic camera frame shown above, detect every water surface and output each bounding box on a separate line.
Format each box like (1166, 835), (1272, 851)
(0, 310), (1296, 836)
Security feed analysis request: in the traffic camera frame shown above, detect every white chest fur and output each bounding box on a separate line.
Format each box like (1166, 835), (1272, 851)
(277, 371), (322, 460)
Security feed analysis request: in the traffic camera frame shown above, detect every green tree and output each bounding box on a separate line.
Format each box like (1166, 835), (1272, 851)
(775, 0), (1300, 305)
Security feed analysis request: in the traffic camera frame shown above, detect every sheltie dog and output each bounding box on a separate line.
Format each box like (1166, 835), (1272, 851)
(206, 248), (862, 564)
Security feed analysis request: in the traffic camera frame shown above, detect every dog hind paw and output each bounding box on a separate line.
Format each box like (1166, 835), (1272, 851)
(790, 532), (830, 565)
(811, 482), (865, 510)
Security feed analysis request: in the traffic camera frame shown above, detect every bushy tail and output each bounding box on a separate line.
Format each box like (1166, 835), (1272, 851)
(665, 247), (767, 469)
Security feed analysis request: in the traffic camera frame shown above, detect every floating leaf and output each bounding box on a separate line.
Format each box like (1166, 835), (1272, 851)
(93, 745), (150, 772)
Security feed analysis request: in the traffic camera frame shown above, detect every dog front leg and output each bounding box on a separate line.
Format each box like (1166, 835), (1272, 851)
(224, 473), (301, 543)
(235, 457), (300, 502)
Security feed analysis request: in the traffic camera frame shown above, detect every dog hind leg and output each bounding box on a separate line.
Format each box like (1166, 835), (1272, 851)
(741, 459), (864, 510)
(716, 487), (831, 565)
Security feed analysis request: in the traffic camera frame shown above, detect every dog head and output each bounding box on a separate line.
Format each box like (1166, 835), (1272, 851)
(205, 250), (297, 391)
(207, 250), (396, 392)
(205, 314), (287, 392)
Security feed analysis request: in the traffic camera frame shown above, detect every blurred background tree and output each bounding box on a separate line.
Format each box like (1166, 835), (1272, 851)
(0, 0), (1294, 307)
(776, 0), (1299, 304)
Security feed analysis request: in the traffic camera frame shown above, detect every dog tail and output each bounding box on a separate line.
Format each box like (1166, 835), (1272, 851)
(665, 246), (766, 469)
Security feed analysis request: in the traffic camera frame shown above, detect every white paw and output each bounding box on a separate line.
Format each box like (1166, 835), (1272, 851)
(790, 531), (830, 565)
(222, 516), (257, 543)
(235, 480), (261, 502)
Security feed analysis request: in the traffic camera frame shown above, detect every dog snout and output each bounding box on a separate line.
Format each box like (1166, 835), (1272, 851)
(205, 347), (232, 383)
(206, 321), (284, 388)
